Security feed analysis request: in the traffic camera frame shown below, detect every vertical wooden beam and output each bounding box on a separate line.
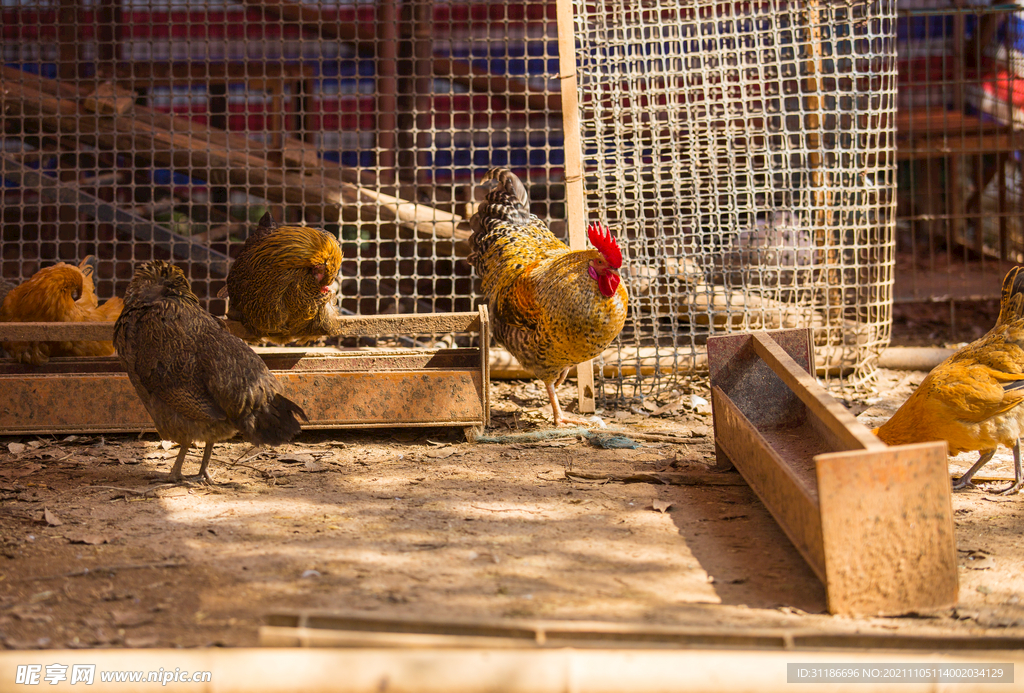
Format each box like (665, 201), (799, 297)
(58, 0), (79, 82)
(376, 0), (398, 187)
(555, 0), (596, 414)
(95, 0), (122, 80)
(413, 0), (434, 187)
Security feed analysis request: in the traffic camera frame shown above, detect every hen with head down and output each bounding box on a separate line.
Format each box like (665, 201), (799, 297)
(224, 212), (345, 343)
(0, 256), (123, 365)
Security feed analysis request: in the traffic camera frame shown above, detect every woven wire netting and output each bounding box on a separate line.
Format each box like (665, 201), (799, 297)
(1, 0), (898, 404)
(574, 0), (898, 397)
(0, 0), (562, 320)
(896, 3), (1024, 309)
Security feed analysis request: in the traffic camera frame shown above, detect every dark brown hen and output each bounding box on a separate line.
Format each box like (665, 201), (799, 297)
(224, 212), (345, 343)
(114, 260), (307, 483)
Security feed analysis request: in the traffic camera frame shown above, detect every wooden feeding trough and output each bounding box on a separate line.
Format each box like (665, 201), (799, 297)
(0, 309), (490, 434)
(708, 328), (957, 617)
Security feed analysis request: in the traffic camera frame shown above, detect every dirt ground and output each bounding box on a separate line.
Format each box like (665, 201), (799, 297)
(2, 306), (1024, 650)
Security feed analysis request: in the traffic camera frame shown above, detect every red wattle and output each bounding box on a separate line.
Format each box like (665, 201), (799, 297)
(598, 272), (620, 298)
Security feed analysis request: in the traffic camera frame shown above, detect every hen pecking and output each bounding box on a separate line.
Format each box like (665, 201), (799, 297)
(114, 260), (308, 483)
(874, 265), (1024, 494)
(469, 167), (629, 426)
(224, 212), (345, 343)
(0, 256), (123, 365)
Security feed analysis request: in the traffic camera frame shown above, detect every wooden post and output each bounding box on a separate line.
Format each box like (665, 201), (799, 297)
(58, 0), (79, 82)
(376, 0), (398, 187)
(413, 0), (434, 187)
(95, 0), (122, 80)
(555, 0), (596, 414)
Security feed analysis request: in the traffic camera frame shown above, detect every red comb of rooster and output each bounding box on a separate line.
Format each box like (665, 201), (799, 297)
(587, 223), (622, 269)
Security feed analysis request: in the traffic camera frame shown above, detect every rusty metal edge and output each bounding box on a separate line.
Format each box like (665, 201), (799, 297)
(0, 312), (484, 342)
(0, 311), (490, 433)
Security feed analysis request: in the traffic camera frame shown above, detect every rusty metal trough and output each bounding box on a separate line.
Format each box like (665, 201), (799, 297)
(0, 309), (489, 434)
(708, 328), (958, 617)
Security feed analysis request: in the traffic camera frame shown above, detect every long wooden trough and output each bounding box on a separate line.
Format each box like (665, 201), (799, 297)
(708, 328), (957, 617)
(0, 309), (490, 434)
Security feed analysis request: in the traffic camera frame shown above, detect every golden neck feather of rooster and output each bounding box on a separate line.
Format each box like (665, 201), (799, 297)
(251, 226), (341, 299)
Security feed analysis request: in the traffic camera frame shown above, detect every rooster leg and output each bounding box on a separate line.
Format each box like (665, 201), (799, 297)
(996, 439), (1023, 495)
(166, 444), (191, 482)
(553, 367), (570, 389)
(193, 441), (217, 484)
(546, 380), (590, 427)
(952, 449), (996, 490)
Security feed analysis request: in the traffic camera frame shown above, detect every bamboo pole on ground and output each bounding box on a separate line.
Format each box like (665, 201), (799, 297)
(2, 648), (1019, 693)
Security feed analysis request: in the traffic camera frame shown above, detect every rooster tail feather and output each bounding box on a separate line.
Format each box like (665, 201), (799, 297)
(245, 393), (307, 446)
(997, 266), (1024, 327)
(475, 167), (532, 227)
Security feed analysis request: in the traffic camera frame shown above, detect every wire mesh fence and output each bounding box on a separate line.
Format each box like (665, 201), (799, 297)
(895, 1), (1024, 311)
(1, 0), (564, 318)
(2, 0), (901, 404)
(575, 0), (898, 395)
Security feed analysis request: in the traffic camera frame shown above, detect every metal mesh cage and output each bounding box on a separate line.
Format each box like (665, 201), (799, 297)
(895, 2), (1024, 309)
(573, 0), (898, 395)
(1, 0), (898, 405)
(1, 0), (563, 318)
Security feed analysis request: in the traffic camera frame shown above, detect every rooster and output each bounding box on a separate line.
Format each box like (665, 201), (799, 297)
(874, 265), (1024, 495)
(469, 167), (628, 426)
(0, 256), (123, 365)
(114, 260), (308, 483)
(224, 212), (344, 343)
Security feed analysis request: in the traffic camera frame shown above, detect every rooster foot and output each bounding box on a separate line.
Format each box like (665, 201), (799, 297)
(553, 413), (596, 428)
(152, 470), (217, 486)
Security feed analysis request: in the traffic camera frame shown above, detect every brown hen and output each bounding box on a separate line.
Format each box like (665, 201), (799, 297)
(0, 256), (124, 365)
(114, 260), (307, 483)
(874, 265), (1024, 494)
(469, 167), (629, 426)
(224, 212), (345, 343)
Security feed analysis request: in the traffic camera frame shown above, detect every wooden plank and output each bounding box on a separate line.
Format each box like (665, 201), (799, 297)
(751, 333), (885, 452)
(555, 0), (595, 415)
(709, 329), (959, 616)
(0, 68), (472, 250)
(816, 442), (957, 616)
(711, 386), (825, 582)
(0, 155), (232, 276)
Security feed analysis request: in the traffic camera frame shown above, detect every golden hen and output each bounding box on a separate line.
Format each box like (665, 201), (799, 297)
(469, 167), (629, 426)
(114, 261), (308, 483)
(224, 212), (344, 343)
(0, 256), (123, 365)
(874, 265), (1024, 494)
